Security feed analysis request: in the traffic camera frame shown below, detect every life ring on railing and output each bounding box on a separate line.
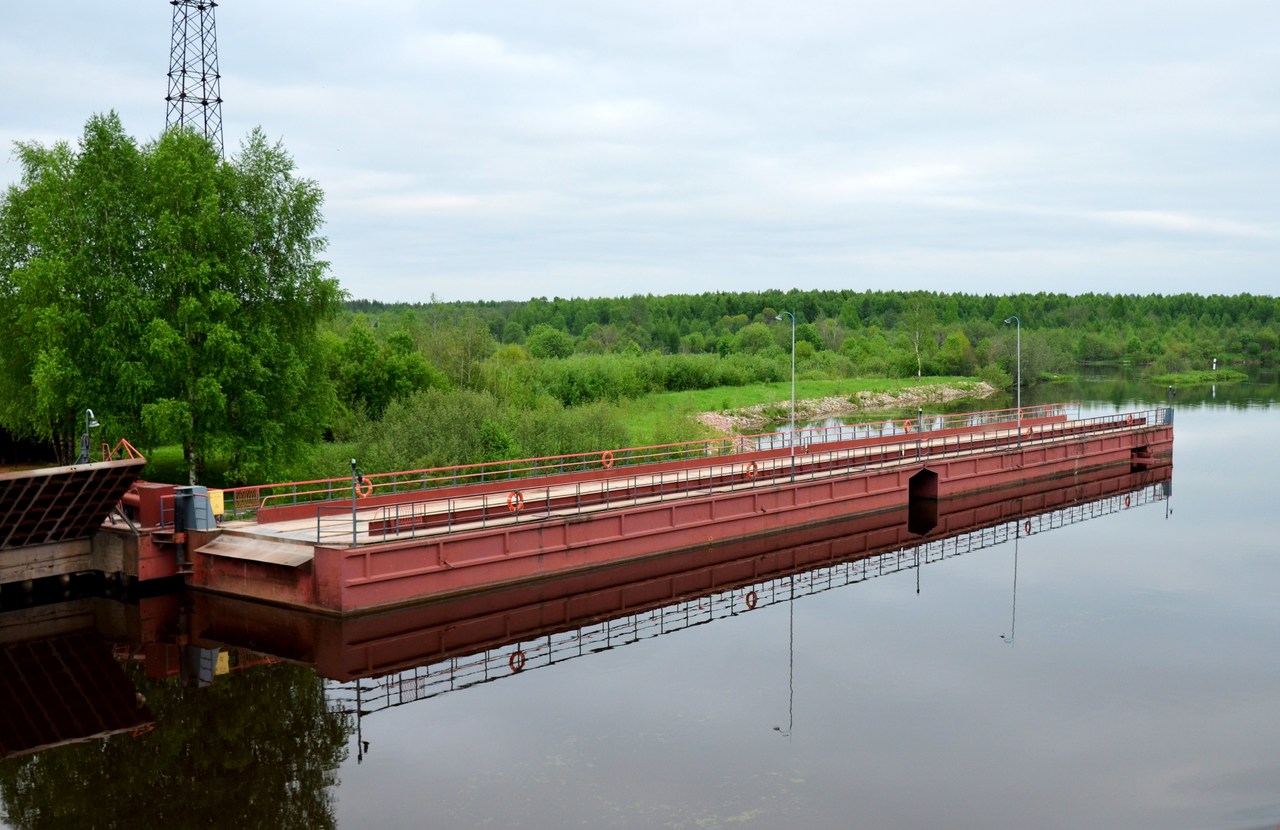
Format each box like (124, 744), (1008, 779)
(1125, 414), (1135, 425)
(1124, 495), (1131, 508)
(746, 461), (758, 479)
(507, 491), (524, 512)
(903, 420), (914, 433)
(509, 650), (526, 672)
(745, 590), (758, 610)
(357, 479), (373, 498)
(601, 450), (614, 469)
(1025, 427), (1033, 439)
(1023, 521), (1031, 535)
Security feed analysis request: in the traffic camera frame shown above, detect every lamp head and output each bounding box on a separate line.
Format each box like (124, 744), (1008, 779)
(86, 409), (99, 429)
(1003, 317), (1014, 325)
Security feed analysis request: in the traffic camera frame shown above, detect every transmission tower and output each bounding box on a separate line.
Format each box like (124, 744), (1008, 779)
(165, 0), (224, 155)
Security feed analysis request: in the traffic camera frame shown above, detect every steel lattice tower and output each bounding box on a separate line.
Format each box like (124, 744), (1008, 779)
(165, 0), (224, 155)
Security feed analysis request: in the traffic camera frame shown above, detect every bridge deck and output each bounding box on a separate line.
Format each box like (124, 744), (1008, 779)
(207, 411), (1157, 562)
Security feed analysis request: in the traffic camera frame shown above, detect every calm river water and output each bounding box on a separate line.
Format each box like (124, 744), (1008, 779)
(1, 372), (1278, 830)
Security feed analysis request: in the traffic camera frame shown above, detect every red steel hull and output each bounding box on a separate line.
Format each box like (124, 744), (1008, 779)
(191, 419), (1172, 616)
(188, 462), (1171, 680)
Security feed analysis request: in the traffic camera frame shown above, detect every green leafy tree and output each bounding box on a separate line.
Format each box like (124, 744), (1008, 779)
(0, 113), (150, 461)
(526, 323), (574, 359)
(903, 297), (936, 378)
(0, 115), (342, 482)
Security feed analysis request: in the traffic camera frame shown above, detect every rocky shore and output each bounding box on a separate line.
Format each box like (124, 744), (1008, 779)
(697, 381), (997, 435)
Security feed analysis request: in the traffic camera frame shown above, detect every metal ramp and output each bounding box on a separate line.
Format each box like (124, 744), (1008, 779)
(0, 457), (146, 551)
(196, 532), (315, 568)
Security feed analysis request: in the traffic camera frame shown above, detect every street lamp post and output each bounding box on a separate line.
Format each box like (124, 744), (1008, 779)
(1004, 315), (1021, 446)
(775, 311), (796, 482)
(76, 408), (99, 465)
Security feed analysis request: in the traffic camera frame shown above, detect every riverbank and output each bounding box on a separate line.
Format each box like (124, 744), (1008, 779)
(697, 381), (997, 435)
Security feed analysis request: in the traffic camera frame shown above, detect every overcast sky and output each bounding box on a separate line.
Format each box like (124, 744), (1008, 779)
(1, 1), (1277, 303)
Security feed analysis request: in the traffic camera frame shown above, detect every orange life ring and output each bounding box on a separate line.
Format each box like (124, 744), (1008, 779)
(746, 461), (758, 479)
(357, 479), (373, 498)
(1025, 427), (1033, 439)
(1125, 414), (1135, 425)
(904, 420), (914, 432)
(507, 491), (524, 512)
(1124, 495), (1131, 508)
(509, 650), (526, 672)
(601, 450), (614, 469)
(1023, 521), (1031, 535)
(745, 590), (758, 610)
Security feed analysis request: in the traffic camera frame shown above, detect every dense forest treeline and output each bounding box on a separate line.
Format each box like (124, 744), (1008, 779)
(348, 289), (1278, 369)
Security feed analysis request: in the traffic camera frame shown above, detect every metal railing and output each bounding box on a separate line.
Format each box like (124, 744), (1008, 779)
(219, 402), (1082, 522)
(335, 406), (1167, 545)
(325, 479), (1168, 717)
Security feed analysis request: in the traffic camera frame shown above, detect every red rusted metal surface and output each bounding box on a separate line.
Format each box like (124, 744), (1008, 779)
(187, 462), (1171, 680)
(188, 409), (1172, 616)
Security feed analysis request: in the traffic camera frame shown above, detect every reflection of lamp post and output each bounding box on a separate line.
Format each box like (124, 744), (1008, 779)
(1001, 524), (1019, 645)
(773, 574), (795, 739)
(76, 408), (100, 464)
(775, 311), (796, 482)
(1003, 315), (1021, 446)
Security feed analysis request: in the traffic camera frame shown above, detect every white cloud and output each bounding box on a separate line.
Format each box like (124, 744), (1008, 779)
(1, 0), (1278, 301)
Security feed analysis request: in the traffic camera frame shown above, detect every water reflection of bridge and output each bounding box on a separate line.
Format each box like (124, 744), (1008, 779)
(319, 465), (1171, 719)
(0, 462), (1170, 763)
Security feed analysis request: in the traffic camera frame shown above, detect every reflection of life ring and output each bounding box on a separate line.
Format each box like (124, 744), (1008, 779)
(357, 479), (373, 498)
(509, 650), (526, 672)
(746, 590), (758, 610)
(746, 461), (758, 479)
(1125, 414), (1135, 425)
(1025, 427), (1033, 439)
(1124, 495), (1131, 508)
(1023, 521), (1031, 535)
(601, 450), (614, 469)
(507, 491), (524, 512)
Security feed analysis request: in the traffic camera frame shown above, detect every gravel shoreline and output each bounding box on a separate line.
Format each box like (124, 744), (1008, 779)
(696, 382), (997, 435)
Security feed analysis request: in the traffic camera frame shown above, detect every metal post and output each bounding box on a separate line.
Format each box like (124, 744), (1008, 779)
(916, 406), (923, 460)
(77, 409), (99, 465)
(1004, 315), (1021, 447)
(351, 458), (358, 547)
(776, 311), (796, 482)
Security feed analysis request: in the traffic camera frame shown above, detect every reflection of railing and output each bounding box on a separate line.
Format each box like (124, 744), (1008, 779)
(751, 402), (1079, 451)
(325, 479), (1168, 718)
(219, 403), (1082, 521)
(351, 406), (1167, 544)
